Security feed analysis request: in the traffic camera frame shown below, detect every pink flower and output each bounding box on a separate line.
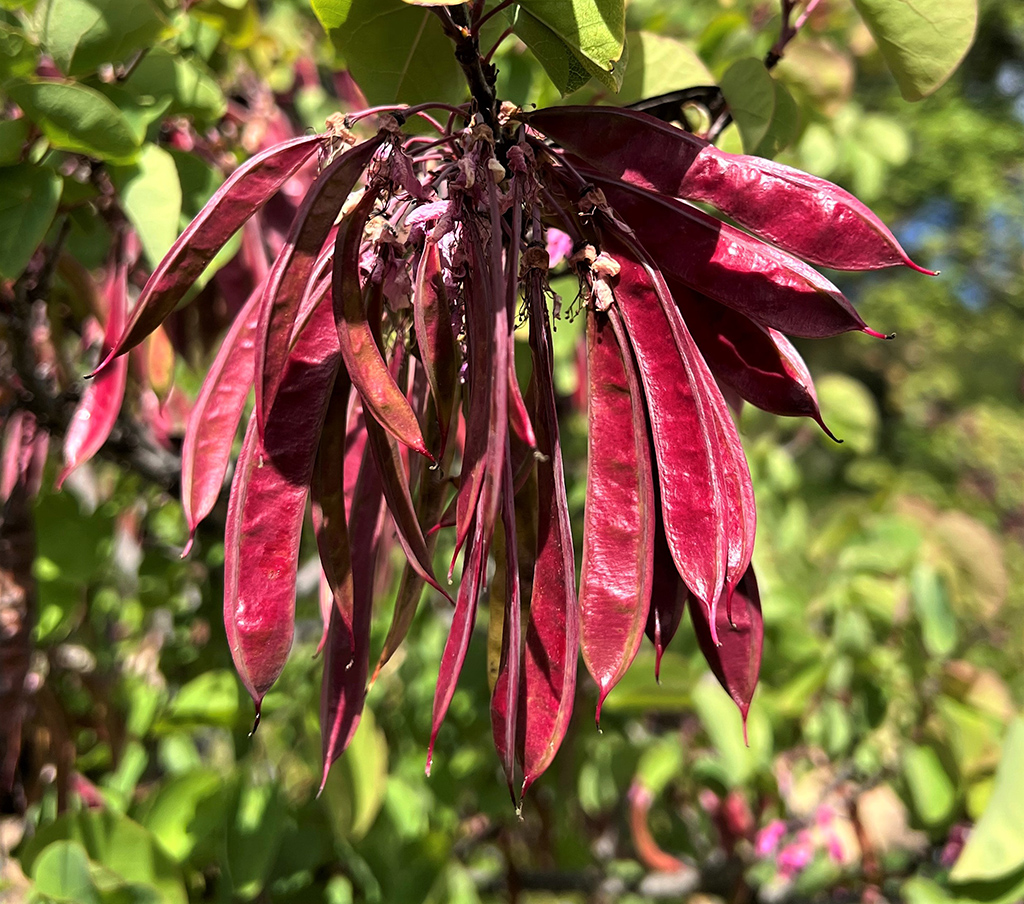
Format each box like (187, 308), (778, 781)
(755, 819), (788, 857)
(545, 227), (573, 268)
(777, 831), (815, 879)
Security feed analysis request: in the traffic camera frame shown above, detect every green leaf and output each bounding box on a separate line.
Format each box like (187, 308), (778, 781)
(851, 0), (978, 101)
(517, 0), (625, 87)
(123, 47), (226, 126)
(951, 718), (1024, 883)
(20, 811), (187, 904)
(815, 374), (880, 455)
(0, 163), (62, 280)
(34, 0), (166, 77)
(322, 706), (388, 842)
(692, 674), (772, 786)
(753, 77), (799, 159)
(911, 563), (956, 657)
(310, 0), (352, 30)
(0, 117), (31, 165)
(163, 670), (240, 727)
(903, 744), (956, 828)
(139, 770), (226, 863)
(111, 143), (182, 269)
(226, 779), (286, 900)
(613, 30), (713, 107)
(719, 57), (775, 153)
(6, 78), (140, 163)
(32, 841), (101, 904)
(511, 8), (592, 96)
(97, 84), (172, 146)
(635, 739), (683, 796)
(0, 22), (40, 80)
(314, 0), (465, 106)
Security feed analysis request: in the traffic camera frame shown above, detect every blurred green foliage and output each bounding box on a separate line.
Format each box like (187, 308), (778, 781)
(2, 0), (1023, 901)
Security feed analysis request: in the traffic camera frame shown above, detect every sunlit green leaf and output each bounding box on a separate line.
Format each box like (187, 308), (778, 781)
(313, 0), (465, 106)
(227, 779), (286, 900)
(32, 841), (101, 904)
(613, 30), (712, 107)
(20, 811), (187, 904)
(518, 0), (624, 86)
(852, 0), (978, 101)
(34, 0), (166, 77)
(111, 143), (182, 269)
(903, 744), (956, 828)
(6, 78), (140, 163)
(123, 47), (226, 126)
(951, 718), (1024, 883)
(911, 563), (956, 657)
(164, 670), (240, 727)
(511, 9), (592, 96)
(754, 77), (799, 158)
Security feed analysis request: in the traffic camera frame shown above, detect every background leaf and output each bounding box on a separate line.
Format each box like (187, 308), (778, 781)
(34, 0), (167, 77)
(719, 57), (775, 152)
(6, 78), (140, 163)
(612, 30), (713, 106)
(951, 718), (1024, 883)
(313, 0), (464, 105)
(851, 0), (978, 101)
(111, 143), (183, 270)
(31, 841), (101, 904)
(0, 163), (62, 280)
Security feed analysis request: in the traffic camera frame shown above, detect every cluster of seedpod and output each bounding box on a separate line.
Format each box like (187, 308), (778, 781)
(81, 101), (931, 804)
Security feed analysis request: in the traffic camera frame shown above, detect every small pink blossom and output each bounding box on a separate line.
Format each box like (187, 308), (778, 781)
(546, 227), (573, 268)
(941, 824), (969, 867)
(755, 819), (788, 857)
(777, 831), (815, 879)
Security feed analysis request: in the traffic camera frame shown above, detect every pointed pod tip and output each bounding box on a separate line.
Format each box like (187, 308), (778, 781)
(521, 774), (536, 800)
(317, 760), (333, 798)
(180, 535), (195, 559)
(595, 685), (612, 729)
(248, 705), (262, 738)
(814, 415), (843, 444)
(425, 734), (439, 777)
(904, 258), (939, 277)
(55, 466), (72, 492)
(708, 606), (722, 647)
(863, 327), (896, 341)
(742, 716), (750, 748)
(87, 348), (117, 380)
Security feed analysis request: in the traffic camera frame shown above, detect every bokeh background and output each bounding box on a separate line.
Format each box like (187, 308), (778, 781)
(1, 0), (1023, 901)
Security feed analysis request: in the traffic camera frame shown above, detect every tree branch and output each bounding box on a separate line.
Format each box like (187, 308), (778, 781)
(766, 0), (821, 69)
(432, 5), (498, 132)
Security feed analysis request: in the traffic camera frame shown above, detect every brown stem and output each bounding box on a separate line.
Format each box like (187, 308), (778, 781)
(473, 0), (517, 35)
(766, 0), (821, 69)
(431, 5), (498, 132)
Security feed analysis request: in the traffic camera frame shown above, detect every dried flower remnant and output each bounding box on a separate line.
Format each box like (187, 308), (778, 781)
(91, 87), (931, 802)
